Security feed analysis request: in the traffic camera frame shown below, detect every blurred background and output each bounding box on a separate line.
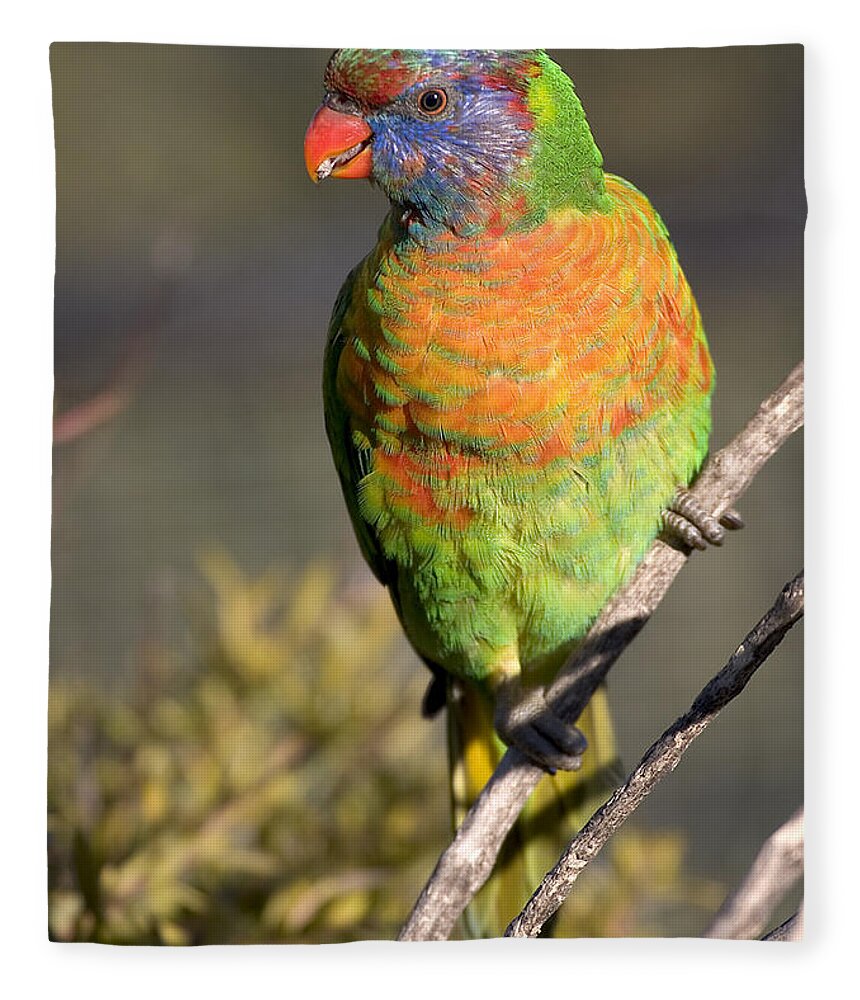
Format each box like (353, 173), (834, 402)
(49, 44), (804, 943)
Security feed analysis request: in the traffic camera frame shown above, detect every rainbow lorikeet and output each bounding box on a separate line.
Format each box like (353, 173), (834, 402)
(305, 49), (738, 936)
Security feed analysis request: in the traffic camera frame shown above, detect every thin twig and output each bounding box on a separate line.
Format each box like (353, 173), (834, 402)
(506, 572), (804, 937)
(763, 905), (804, 942)
(398, 361), (804, 942)
(705, 808), (804, 940)
(52, 282), (171, 446)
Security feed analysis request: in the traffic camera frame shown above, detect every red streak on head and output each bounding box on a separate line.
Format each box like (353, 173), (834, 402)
(325, 53), (416, 108)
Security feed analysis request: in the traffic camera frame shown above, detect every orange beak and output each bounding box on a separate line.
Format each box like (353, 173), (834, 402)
(304, 105), (373, 183)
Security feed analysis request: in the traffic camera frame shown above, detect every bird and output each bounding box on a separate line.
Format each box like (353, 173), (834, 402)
(304, 48), (739, 937)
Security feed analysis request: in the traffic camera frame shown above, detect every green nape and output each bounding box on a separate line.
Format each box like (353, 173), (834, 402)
(526, 52), (610, 217)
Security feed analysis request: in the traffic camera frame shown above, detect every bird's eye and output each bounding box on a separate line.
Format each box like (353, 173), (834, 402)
(417, 88), (448, 115)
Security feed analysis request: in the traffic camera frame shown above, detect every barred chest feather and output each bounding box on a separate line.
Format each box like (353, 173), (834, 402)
(329, 178), (714, 676)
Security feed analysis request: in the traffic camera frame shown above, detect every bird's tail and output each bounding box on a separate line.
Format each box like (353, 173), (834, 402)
(446, 678), (620, 938)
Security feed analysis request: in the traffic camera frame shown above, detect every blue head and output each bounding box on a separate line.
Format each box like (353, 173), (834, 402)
(305, 49), (607, 239)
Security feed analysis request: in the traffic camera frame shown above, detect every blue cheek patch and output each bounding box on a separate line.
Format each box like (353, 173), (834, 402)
(367, 84), (533, 236)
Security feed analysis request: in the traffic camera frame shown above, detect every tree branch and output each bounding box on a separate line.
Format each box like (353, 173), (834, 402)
(705, 808), (804, 940)
(398, 361), (804, 942)
(506, 573), (804, 937)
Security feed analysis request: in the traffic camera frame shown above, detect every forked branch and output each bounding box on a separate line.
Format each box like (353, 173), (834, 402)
(506, 573), (804, 937)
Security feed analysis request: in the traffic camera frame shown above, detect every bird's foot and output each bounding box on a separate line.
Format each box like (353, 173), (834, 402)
(493, 679), (586, 774)
(661, 488), (745, 551)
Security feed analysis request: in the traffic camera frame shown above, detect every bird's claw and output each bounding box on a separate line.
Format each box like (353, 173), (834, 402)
(718, 508), (745, 531)
(662, 488), (744, 551)
(493, 680), (586, 773)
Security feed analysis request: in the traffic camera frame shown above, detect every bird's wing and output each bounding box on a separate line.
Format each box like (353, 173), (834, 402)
(322, 266), (395, 588)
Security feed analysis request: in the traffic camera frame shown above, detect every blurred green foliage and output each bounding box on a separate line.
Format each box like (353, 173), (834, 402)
(48, 553), (724, 943)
